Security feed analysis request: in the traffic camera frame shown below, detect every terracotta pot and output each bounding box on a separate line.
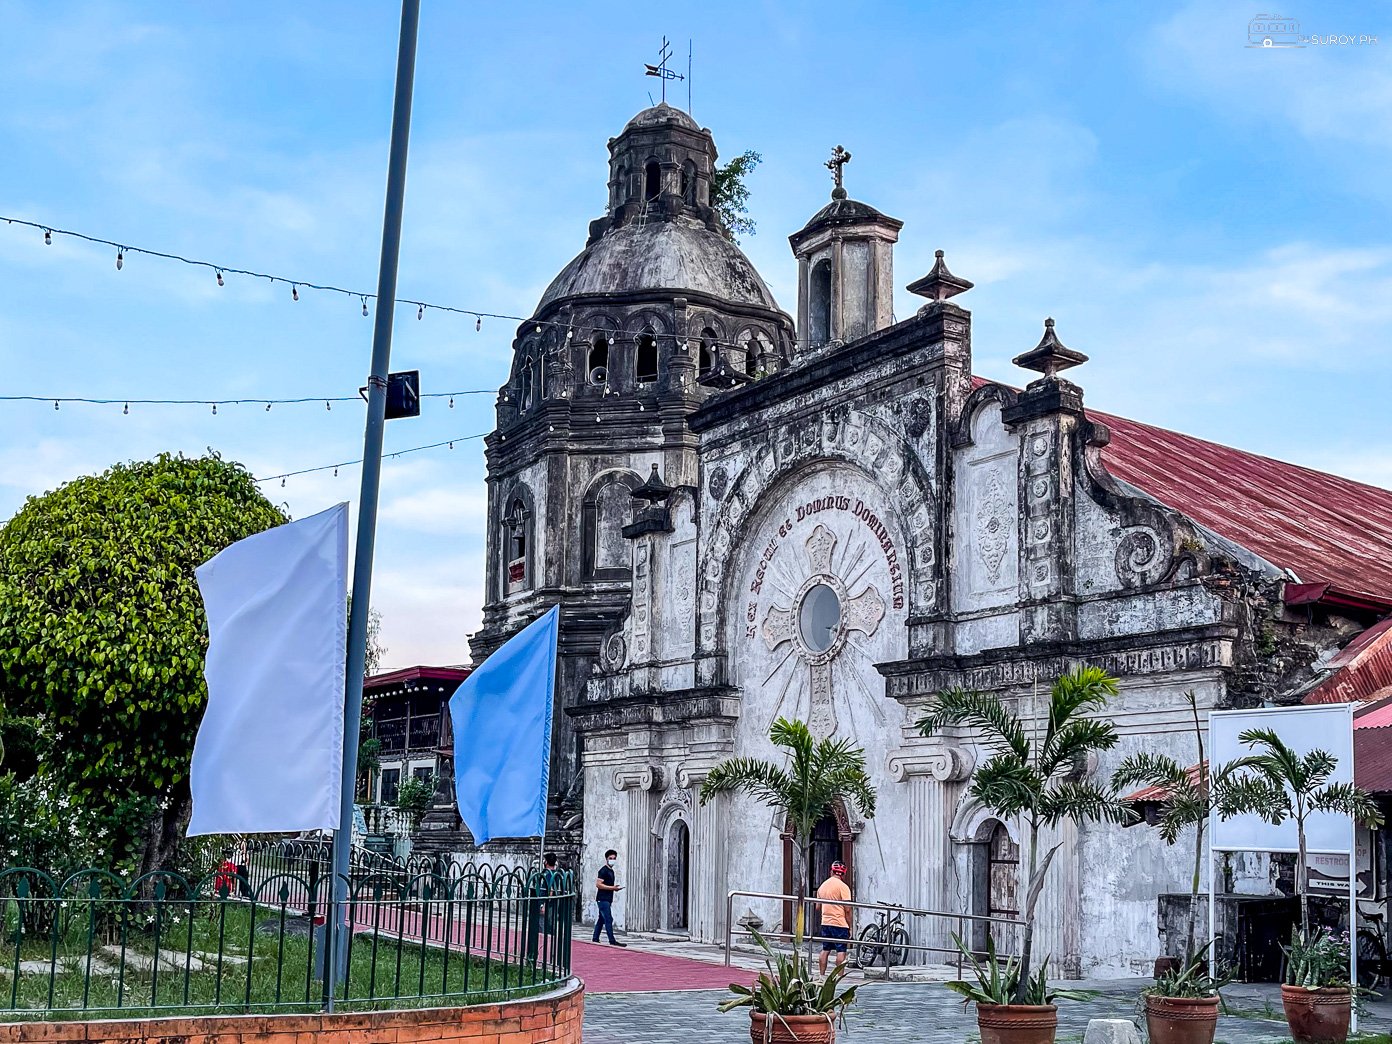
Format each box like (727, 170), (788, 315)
(1281, 985), (1352, 1044)
(976, 1003), (1059, 1044)
(749, 1011), (837, 1044)
(1144, 993), (1220, 1044)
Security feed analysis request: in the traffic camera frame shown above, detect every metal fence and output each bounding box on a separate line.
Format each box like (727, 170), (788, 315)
(0, 855), (573, 1019)
(724, 889), (1025, 975)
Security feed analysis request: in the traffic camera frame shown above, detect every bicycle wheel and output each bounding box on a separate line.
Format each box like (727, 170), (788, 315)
(856, 924), (884, 967)
(1356, 931), (1383, 988)
(887, 925), (910, 968)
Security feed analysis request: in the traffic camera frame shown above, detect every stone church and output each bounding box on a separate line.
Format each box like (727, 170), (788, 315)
(469, 103), (1392, 976)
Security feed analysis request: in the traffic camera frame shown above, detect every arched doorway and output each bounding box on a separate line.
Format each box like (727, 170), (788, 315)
(781, 803), (854, 931)
(665, 820), (690, 931)
(977, 819), (1019, 951)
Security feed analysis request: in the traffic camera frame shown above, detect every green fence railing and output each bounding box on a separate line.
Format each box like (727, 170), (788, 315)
(0, 858), (574, 1020)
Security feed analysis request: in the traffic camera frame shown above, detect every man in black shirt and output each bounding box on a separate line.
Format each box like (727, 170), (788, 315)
(592, 848), (626, 946)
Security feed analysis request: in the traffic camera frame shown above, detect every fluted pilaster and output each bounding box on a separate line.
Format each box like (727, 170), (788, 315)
(614, 765), (664, 931)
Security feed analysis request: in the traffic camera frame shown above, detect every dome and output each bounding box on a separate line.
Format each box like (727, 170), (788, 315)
(622, 102), (700, 134)
(789, 197), (904, 251)
(537, 220), (782, 311)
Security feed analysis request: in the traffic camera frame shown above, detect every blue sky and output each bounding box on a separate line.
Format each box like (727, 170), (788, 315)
(1, 2), (1389, 668)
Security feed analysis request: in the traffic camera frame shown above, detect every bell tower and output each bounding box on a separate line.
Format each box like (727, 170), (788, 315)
(789, 145), (903, 350)
(470, 103), (795, 844)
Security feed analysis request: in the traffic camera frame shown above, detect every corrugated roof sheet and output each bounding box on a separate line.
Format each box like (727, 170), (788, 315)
(1121, 761), (1206, 803)
(1093, 410), (1392, 605)
(1355, 699), (1392, 792)
(1304, 621), (1392, 706)
(970, 377), (1392, 605)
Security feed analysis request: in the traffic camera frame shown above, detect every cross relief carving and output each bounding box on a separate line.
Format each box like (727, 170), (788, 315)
(760, 524), (885, 737)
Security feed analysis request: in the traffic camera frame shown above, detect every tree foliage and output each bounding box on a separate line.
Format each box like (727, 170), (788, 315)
(699, 717), (875, 934)
(918, 666), (1132, 1003)
(1111, 691), (1234, 968)
(710, 149), (761, 242)
(1216, 726), (1382, 936)
(0, 452), (287, 873)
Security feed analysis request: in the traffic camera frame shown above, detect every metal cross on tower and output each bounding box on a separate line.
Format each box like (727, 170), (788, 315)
(644, 36), (685, 104)
(826, 145), (852, 199)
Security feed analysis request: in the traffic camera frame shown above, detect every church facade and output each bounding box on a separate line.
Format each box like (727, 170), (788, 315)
(472, 104), (1392, 976)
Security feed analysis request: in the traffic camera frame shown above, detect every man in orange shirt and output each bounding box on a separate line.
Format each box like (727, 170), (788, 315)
(816, 861), (853, 976)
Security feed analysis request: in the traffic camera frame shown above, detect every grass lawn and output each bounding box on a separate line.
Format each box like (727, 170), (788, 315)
(1, 900), (561, 1019)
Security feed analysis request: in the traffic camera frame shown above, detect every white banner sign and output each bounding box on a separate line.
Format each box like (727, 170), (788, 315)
(1209, 704), (1354, 855)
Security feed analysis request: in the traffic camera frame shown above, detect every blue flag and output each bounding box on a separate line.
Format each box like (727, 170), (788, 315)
(450, 606), (558, 844)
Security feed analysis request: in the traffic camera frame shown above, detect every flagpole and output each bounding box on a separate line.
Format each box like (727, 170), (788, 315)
(327, 0), (421, 1011)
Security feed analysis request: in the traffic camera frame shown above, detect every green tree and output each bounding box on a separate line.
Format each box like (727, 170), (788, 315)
(0, 452), (287, 874)
(1216, 728), (1382, 937)
(710, 149), (761, 241)
(1112, 692), (1233, 965)
(917, 666), (1132, 1003)
(699, 717), (875, 938)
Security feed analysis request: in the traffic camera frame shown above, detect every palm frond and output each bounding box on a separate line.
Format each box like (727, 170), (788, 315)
(1310, 782), (1384, 828)
(1300, 748), (1339, 792)
(971, 754), (1042, 820)
(1038, 780), (1135, 827)
(1214, 772), (1289, 823)
(916, 688), (1028, 761)
(1111, 752), (1194, 794)
(1039, 717), (1120, 777)
(699, 757), (792, 809)
(1046, 667), (1119, 737)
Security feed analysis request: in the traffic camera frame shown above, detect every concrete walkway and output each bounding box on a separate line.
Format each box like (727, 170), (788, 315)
(566, 933), (1392, 1040)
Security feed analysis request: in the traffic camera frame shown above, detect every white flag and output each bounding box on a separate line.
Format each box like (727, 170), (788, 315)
(187, 503), (348, 836)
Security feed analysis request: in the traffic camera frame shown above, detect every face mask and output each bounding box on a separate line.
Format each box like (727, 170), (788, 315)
(607, 858), (616, 867)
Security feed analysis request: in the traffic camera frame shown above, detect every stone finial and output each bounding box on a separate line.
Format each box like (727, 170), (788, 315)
(697, 353), (754, 389)
(632, 463), (674, 504)
(826, 145), (852, 200)
(906, 249), (974, 304)
(1012, 317), (1089, 378)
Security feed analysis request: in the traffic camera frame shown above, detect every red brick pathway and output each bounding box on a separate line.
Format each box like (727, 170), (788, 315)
(571, 938), (757, 993)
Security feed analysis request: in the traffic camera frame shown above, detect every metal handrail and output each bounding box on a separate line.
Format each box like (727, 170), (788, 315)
(724, 889), (1025, 975)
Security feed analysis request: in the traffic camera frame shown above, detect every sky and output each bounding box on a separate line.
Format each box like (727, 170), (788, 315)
(1, 2), (1389, 670)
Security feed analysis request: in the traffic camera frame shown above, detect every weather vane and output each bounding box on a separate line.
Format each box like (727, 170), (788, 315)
(826, 145), (852, 199)
(644, 36), (686, 105)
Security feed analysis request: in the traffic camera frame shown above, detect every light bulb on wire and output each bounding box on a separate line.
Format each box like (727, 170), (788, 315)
(43, 229), (51, 246)
(292, 285), (299, 301)
(115, 249), (123, 271)
(215, 270), (224, 287)
(476, 317), (482, 332)
(418, 304), (424, 320)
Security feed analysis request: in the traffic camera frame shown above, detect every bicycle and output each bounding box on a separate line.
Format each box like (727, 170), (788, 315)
(1356, 904), (1392, 988)
(856, 901), (910, 969)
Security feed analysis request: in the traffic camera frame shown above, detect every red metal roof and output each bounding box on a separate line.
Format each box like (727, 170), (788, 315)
(1355, 697), (1392, 793)
(971, 377), (1392, 608)
(1093, 410), (1392, 606)
(1304, 620), (1392, 706)
(364, 665), (471, 694)
(1121, 761), (1206, 803)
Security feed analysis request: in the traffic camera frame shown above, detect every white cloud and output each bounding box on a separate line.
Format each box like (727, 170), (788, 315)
(1149, 4), (1392, 150)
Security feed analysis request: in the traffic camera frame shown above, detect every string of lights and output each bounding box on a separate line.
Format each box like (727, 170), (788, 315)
(258, 432), (488, 485)
(3, 213), (833, 353)
(1, 390), (492, 413)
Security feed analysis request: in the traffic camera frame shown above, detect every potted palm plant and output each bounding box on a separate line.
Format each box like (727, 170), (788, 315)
(1216, 728), (1383, 1044)
(701, 717), (875, 1043)
(720, 929), (860, 1044)
(1112, 692), (1233, 1044)
(700, 717), (876, 944)
(917, 666), (1133, 1044)
(946, 935), (1091, 1044)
